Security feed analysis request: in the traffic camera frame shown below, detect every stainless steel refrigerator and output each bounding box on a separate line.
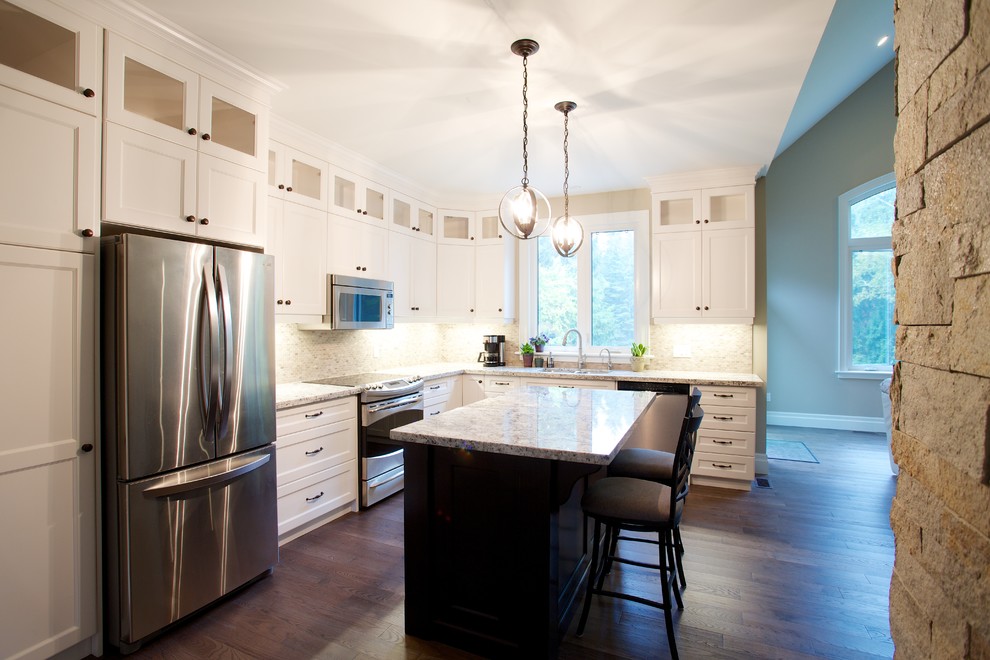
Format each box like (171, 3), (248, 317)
(101, 233), (278, 651)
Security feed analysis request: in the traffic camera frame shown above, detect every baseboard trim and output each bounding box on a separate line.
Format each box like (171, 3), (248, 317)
(767, 411), (886, 433)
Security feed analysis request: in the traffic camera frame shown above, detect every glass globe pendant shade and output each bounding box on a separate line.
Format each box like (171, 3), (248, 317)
(498, 184), (551, 239)
(551, 213), (584, 257)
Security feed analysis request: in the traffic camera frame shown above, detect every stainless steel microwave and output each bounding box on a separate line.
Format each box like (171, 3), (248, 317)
(329, 274), (394, 330)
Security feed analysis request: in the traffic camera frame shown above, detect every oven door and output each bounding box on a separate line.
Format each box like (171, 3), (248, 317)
(361, 391), (423, 506)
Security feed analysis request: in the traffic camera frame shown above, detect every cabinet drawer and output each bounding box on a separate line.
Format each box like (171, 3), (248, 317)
(276, 417), (357, 483)
(424, 378), (451, 402)
(277, 397), (356, 436)
(700, 403), (755, 432)
(692, 451), (755, 481)
(697, 386), (756, 408)
(277, 459), (356, 536)
(521, 378), (615, 390)
(485, 375), (519, 394)
(425, 402), (447, 418)
(696, 429), (754, 457)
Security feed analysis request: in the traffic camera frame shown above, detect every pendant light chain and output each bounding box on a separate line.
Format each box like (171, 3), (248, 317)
(521, 52), (530, 187)
(562, 107), (570, 218)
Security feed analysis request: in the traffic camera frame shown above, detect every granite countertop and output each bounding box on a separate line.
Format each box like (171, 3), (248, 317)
(390, 386), (662, 465)
(275, 362), (763, 410)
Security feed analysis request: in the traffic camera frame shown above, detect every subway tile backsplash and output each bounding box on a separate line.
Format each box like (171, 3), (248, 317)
(275, 321), (752, 384)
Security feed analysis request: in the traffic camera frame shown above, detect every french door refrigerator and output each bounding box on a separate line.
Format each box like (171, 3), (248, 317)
(101, 234), (278, 651)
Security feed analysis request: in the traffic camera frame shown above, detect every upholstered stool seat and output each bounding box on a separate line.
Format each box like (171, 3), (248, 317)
(608, 447), (675, 482)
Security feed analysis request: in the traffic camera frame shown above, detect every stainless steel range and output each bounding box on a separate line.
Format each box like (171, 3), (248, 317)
(307, 372), (423, 507)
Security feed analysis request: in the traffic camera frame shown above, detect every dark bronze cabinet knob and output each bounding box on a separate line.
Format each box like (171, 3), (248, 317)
(361, 267), (367, 271)
(276, 299), (284, 305)
(200, 218), (209, 225)
(81, 443), (94, 452)
(704, 305), (709, 310)
(82, 88), (95, 98)
(186, 215), (196, 222)
(470, 236), (475, 240)
(469, 308), (474, 312)
(278, 184), (285, 190)
(285, 300), (291, 305)
(695, 220), (701, 224)
(202, 133), (211, 141)
(498, 234), (503, 238)
(355, 266), (361, 271)
(188, 128), (197, 136)
(286, 186), (292, 192)
(696, 306), (701, 311)
(81, 228), (94, 237)
(704, 219), (709, 223)
(498, 307), (502, 312)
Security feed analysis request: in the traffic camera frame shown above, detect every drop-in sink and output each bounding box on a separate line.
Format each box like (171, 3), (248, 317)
(539, 368), (594, 374)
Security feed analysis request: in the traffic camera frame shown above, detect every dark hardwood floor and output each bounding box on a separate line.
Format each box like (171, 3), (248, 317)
(102, 427), (896, 659)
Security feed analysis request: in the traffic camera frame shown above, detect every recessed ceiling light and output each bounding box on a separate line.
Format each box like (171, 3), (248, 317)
(877, 35), (889, 47)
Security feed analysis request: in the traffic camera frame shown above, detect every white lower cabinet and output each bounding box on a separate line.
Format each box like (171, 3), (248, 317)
(462, 375), (486, 405)
(424, 375), (463, 417)
(275, 397), (358, 544)
(520, 377), (616, 390)
(690, 385), (756, 490)
(0, 244), (97, 660)
(484, 375), (519, 397)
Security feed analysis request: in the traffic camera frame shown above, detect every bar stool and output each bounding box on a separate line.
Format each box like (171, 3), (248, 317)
(576, 403), (704, 660)
(606, 388), (701, 591)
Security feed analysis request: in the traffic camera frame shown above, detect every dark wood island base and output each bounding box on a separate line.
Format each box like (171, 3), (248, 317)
(402, 442), (601, 658)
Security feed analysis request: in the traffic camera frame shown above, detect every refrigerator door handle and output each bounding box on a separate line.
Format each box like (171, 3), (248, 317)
(202, 264), (221, 437)
(142, 453), (271, 498)
(216, 264), (234, 438)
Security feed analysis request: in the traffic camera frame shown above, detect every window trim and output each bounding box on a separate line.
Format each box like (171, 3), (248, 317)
(837, 172), (896, 378)
(519, 210), (650, 356)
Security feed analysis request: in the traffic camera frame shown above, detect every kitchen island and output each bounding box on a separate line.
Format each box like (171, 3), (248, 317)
(391, 386), (688, 658)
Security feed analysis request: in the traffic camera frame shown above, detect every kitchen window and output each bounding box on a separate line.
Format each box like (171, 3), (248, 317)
(837, 173), (896, 378)
(520, 211), (649, 354)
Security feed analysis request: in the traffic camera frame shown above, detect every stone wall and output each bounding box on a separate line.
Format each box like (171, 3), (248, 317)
(890, 0), (990, 657)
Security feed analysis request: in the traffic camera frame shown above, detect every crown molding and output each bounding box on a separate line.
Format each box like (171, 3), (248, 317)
(644, 165), (761, 192)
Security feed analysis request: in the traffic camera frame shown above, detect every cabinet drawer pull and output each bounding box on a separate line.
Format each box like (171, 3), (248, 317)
(494, 381), (511, 386)
(429, 410), (440, 416)
(429, 385), (441, 390)
(713, 415), (734, 421)
(556, 385), (575, 389)
(304, 411), (324, 419)
(713, 439), (732, 445)
(713, 393), (734, 398)
(711, 463), (733, 469)
(305, 446), (324, 456)
(305, 491), (324, 502)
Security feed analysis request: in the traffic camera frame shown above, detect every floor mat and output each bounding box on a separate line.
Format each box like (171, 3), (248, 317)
(767, 439), (819, 463)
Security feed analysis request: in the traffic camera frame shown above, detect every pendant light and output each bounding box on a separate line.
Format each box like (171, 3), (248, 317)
(499, 39), (551, 240)
(550, 101), (584, 257)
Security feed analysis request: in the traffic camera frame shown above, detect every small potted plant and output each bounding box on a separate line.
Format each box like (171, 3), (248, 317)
(520, 342), (535, 367)
(630, 342), (650, 372)
(529, 333), (550, 353)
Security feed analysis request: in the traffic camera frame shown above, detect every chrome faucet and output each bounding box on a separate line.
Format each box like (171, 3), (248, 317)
(561, 328), (585, 370)
(599, 348), (612, 371)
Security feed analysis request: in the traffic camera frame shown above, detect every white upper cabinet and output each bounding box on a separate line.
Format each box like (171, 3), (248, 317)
(268, 142), (329, 210)
(475, 210), (504, 245)
(651, 185), (753, 233)
(327, 213), (389, 281)
(0, 86), (99, 252)
(437, 209), (475, 245)
(389, 230), (437, 319)
(268, 199), (327, 318)
(105, 34), (268, 172)
(391, 191), (436, 239)
(436, 243), (476, 319)
(474, 239), (515, 322)
(331, 167), (388, 226)
(0, 0), (102, 116)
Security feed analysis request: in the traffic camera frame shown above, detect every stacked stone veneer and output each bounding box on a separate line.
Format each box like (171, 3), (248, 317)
(890, 0), (990, 657)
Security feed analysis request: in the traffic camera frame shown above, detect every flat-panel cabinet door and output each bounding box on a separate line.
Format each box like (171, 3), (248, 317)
(0, 0), (102, 115)
(475, 242), (508, 320)
(703, 227), (754, 318)
(105, 33), (199, 149)
(652, 232), (702, 319)
(411, 235), (437, 317)
(197, 152), (266, 247)
(436, 243), (475, 319)
(103, 121), (197, 236)
(279, 202), (327, 316)
(0, 245), (96, 660)
(0, 86), (99, 252)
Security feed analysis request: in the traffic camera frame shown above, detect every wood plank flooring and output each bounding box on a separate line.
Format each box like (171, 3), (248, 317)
(98, 427), (896, 659)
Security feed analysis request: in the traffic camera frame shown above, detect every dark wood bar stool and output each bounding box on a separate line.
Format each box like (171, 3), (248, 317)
(606, 387), (701, 590)
(576, 403), (704, 660)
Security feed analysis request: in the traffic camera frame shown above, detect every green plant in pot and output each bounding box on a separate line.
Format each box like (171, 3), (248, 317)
(520, 342), (535, 367)
(630, 342), (649, 372)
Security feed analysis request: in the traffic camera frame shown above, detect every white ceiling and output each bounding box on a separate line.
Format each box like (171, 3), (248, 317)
(132, 0), (893, 201)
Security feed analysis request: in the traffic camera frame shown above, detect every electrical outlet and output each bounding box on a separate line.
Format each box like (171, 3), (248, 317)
(672, 344), (692, 358)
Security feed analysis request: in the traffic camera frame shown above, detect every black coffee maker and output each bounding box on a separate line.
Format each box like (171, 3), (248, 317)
(478, 334), (506, 367)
